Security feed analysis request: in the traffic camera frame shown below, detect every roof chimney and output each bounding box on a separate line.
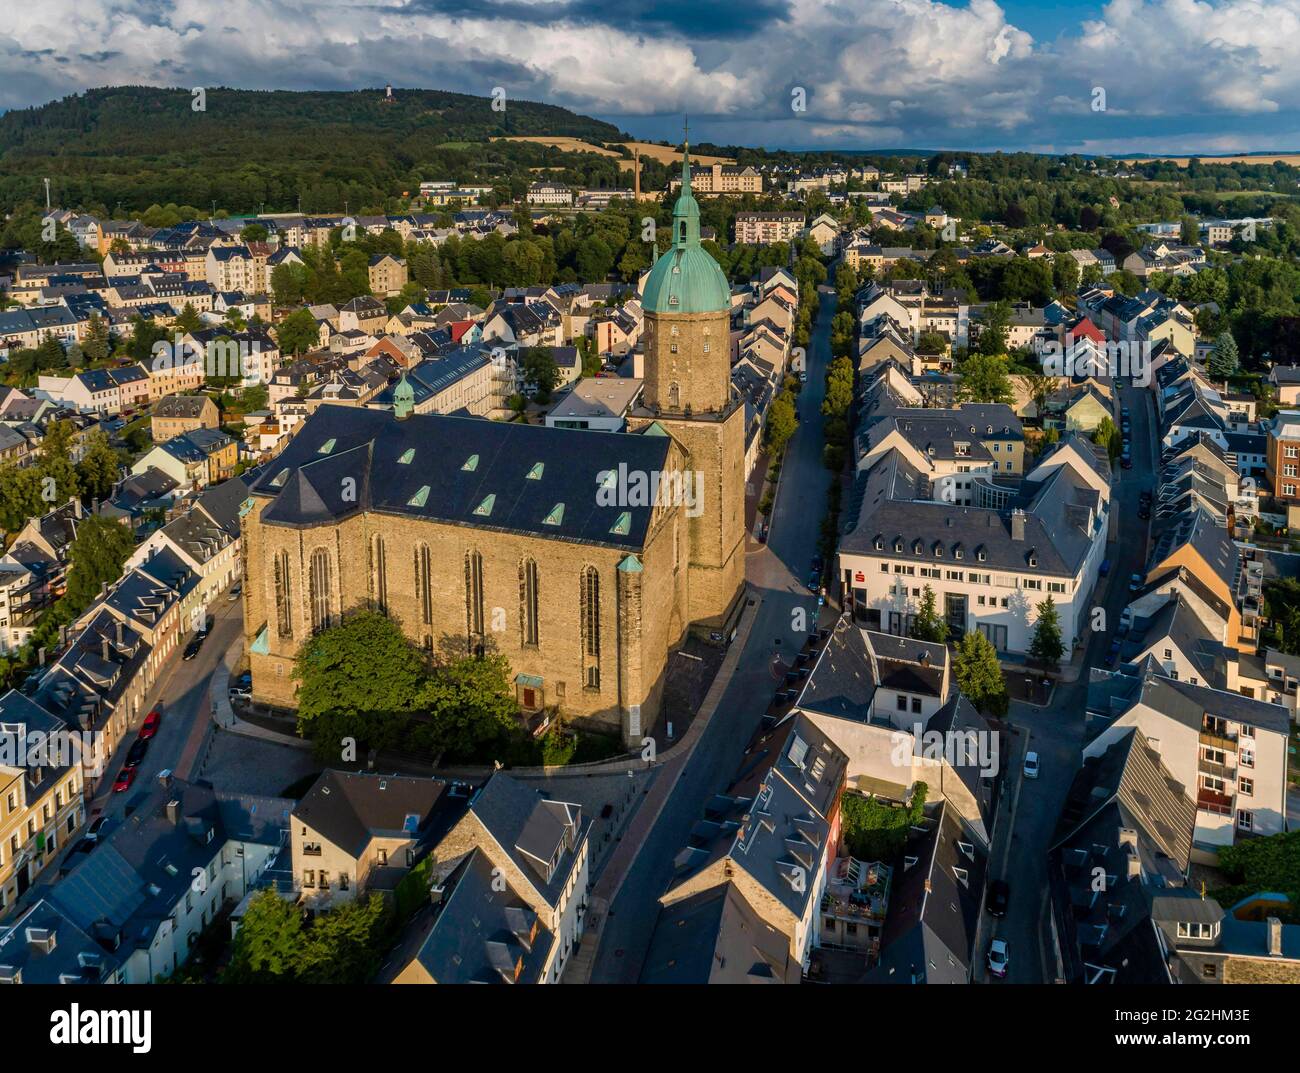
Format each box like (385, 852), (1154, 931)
(165, 799), (181, 825)
(1011, 510), (1026, 541)
(1268, 916), (1283, 957)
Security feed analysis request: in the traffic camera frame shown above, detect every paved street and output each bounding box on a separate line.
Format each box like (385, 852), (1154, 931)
(981, 376), (1157, 983)
(588, 283), (839, 982)
(19, 589), (247, 903)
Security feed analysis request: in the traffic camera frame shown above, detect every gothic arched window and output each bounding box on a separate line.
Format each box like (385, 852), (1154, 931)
(580, 566), (600, 690)
(309, 548), (332, 633)
(466, 550), (485, 650)
(274, 550), (292, 638)
(520, 558), (539, 647)
(370, 535), (388, 613)
(416, 544), (433, 625)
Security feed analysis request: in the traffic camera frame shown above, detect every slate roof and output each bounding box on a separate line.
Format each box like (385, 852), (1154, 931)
(640, 881), (799, 984)
(865, 799), (986, 984)
(48, 777), (291, 954)
(293, 771), (448, 858)
(467, 772), (586, 910)
(252, 406), (672, 552)
(381, 849), (554, 984)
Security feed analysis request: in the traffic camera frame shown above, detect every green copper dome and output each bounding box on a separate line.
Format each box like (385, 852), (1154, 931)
(642, 142), (730, 315)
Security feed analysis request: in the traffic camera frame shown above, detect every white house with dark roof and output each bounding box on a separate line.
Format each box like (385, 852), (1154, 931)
(839, 433), (1111, 655)
(1085, 667), (1290, 858)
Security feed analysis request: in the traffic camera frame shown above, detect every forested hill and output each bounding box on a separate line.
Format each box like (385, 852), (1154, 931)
(0, 85), (629, 216)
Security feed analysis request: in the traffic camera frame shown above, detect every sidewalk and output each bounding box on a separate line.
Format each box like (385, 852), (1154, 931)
(562, 588), (762, 983)
(211, 634), (312, 751)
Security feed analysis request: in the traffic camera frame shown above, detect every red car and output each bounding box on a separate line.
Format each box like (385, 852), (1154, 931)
(112, 767), (137, 793)
(140, 709), (162, 739)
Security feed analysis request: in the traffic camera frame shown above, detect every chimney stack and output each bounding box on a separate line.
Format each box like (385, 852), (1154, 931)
(165, 798), (181, 824)
(1268, 916), (1283, 957)
(1011, 510), (1026, 541)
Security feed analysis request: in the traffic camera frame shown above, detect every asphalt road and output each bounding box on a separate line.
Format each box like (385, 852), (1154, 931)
(588, 283), (839, 982)
(982, 377), (1157, 983)
(25, 590), (246, 898)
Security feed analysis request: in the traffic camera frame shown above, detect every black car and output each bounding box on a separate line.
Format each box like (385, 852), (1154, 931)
(124, 737), (149, 769)
(988, 879), (1010, 917)
(182, 631), (208, 661)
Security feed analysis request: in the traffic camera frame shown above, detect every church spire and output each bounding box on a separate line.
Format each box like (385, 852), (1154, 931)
(681, 116), (691, 194)
(673, 116), (700, 250)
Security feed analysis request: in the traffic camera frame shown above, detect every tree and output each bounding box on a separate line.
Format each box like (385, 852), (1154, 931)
(75, 430), (122, 503)
(221, 890), (388, 985)
(173, 303), (203, 334)
(953, 630), (1008, 718)
(63, 515), (136, 615)
(82, 314), (111, 363)
(976, 301), (1011, 356)
(419, 651), (521, 761)
(1093, 415), (1121, 460)
(1028, 595), (1065, 667)
(1208, 330), (1240, 380)
(521, 346), (559, 403)
(0, 465), (47, 533)
(957, 352), (1014, 404)
(36, 419), (80, 505)
(275, 306), (319, 356)
(1017, 370), (1053, 419)
(240, 222), (269, 243)
(764, 392), (797, 457)
(910, 585), (949, 644)
(221, 890), (305, 983)
(294, 611), (427, 756)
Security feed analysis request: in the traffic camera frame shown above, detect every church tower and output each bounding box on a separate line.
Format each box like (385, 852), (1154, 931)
(634, 135), (745, 627)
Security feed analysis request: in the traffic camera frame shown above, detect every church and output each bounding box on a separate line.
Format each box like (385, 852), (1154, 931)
(240, 145), (747, 744)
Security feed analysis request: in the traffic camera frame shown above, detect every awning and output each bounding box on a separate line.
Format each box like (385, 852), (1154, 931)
(514, 673), (543, 688)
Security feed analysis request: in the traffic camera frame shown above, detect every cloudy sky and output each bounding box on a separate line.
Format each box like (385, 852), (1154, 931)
(4, 0), (1300, 154)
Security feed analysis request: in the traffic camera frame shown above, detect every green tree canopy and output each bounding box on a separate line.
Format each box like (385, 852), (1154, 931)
(1028, 595), (1065, 667)
(954, 630), (1008, 718)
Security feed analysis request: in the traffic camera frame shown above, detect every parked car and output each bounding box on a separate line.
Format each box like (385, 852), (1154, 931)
(182, 631), (207, 661)
(227, 582), (242, 602)
(1121, 455), (1133, 469)
(229, 687), (251, 702)
(1129, 572), (1143, 592)
(1119, 607), (1134, 632)
(1108, 637), (1123, 664)
(85, 815), (108, 842)
(987, 937), (1010, 978)
(988, 880), (1010, 917)
(139, 708), (162, 739)
(1099, 558), (1111, 577)
(124, 737), (149, 769)
(1023, 751), (1040, 779)
(112, 767), (137, 793)
(234, 671), (252, 691)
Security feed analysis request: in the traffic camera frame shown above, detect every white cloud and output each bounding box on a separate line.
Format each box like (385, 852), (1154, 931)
(3, 0), (1300, 149)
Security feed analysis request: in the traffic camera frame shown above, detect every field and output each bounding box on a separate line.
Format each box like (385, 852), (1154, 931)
(1134, 153), (1300, 167)
(494, 136), (734, 171)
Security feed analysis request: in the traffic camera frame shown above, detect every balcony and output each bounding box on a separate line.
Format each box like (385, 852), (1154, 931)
(1199, 729), (1237, 751)
(1196, 788), (1234, 816)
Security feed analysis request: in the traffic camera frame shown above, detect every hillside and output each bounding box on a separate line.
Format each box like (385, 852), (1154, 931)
(0, 85), (629, 217)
